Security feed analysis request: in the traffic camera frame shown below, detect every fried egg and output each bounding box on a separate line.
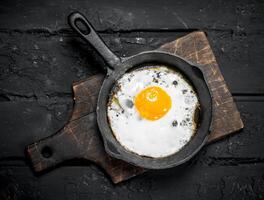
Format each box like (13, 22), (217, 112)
(107, 65), (199, 158)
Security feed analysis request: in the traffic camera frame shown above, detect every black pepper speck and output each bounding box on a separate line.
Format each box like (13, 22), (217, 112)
(173, 80), (178, 85)
(172, 120), (178, 127)
(153, 78), (159, 83)
(182, 89), (188, 94)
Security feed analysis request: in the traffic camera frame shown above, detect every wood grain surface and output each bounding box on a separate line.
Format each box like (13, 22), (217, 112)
(27, 31), (243, 183)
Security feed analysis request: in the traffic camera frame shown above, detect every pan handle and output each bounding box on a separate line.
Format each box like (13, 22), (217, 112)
(68, 12), (121, 70)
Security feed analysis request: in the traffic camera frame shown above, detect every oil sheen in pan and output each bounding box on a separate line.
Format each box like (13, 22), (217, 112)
(107, 65), (200, 158)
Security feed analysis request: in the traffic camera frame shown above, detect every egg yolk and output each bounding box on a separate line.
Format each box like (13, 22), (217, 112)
(134, 86), (171, 120)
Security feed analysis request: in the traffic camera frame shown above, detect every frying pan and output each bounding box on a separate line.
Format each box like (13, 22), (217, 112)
(68, 12), (212, 169)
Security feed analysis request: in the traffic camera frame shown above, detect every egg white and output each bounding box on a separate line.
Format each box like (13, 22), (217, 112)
(107, 66), (199, 158)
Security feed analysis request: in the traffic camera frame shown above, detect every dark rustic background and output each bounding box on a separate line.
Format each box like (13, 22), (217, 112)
(0, 0), (264, 199)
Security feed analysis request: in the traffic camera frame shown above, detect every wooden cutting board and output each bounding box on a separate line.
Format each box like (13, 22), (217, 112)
(27, 31), (243, 184)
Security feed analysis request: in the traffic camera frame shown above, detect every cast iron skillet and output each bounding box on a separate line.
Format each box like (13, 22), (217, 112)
(68, 12), (212, 169)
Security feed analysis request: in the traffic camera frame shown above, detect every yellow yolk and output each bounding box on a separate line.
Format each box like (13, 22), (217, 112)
(134, 86), (172, 120)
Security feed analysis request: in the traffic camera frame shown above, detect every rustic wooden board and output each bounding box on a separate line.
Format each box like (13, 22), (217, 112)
(27, 31), (243, 183)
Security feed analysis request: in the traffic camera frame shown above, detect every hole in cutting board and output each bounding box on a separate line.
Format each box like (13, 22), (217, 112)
(41, 146), (53, 158)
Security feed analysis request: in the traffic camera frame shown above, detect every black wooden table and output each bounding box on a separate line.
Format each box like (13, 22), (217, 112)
(0, 0), (264, 199)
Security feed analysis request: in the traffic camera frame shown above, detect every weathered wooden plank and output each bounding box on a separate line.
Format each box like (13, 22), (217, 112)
(0, 0), (263, 32)
(0, 101), (262, 160)
(0, 31), (263, 96)
(0, 32), (180, 98)
(0, 164), (263, 200)
(207, 31), (264, 94)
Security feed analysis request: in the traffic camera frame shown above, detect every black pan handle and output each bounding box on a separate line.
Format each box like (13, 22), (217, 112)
(68, 12), (121, 70)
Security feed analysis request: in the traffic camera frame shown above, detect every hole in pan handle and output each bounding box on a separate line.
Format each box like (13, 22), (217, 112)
(68, 12), (121, 70)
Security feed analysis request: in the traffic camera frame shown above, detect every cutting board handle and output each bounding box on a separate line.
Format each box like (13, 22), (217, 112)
(27, 127), (81, 172)
(26, 112), (145, 183)
(26, 75), (105, 172)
